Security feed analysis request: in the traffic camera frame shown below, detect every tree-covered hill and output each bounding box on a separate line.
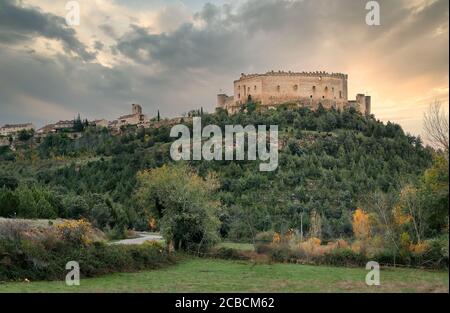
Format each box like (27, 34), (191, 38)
(0, 106), (434, 241)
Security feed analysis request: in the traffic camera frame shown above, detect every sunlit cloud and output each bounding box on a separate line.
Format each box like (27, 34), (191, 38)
(0, 0), (448, 140)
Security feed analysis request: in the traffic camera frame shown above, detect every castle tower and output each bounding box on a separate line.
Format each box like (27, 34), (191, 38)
(364, 96), (371, 115)
(217, 94), (228, 107)
(132, 104), (142, 115)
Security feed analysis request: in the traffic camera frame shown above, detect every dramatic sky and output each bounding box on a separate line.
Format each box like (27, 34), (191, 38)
(0, 0), (448, 138)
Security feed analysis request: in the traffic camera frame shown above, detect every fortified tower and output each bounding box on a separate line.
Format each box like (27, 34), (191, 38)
(217, 71), (371, 115)
(132, 104), (143, 115)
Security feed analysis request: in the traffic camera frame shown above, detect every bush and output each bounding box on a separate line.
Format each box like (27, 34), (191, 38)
(0, 224), (174, 281)
(104, 224), (127, 240)
(371, 235), (448, 269)
(254, 240), (367, 266)
(210, 247), (249, 260)
(255, 243), (273, 254)
(419, 235), (448, 269)
(56, 219), (95, 246)
(268, 244), (295, 262)
(319, 248), (368, 267)
(255, 231), (275, 244)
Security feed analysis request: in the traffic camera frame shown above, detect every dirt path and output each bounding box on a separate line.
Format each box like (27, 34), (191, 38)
(112, 232), (163, 245)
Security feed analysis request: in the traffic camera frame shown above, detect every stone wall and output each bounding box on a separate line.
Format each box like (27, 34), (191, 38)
(232, 71), (348, 109)
(217, 71), (371, 115)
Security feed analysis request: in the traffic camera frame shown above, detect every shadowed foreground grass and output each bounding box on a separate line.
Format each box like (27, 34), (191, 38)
(0, 258), (448, 293)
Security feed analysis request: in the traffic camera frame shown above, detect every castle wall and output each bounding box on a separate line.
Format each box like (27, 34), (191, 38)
(217, 71), (370, 115)
(233, 72), (348, 110)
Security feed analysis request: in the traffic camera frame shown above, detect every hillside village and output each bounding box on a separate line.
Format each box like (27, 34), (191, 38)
(1, 70), (372, 149)
(0, 104), (190, 149)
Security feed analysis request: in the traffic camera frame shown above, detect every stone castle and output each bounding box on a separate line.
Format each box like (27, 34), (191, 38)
(217, 71), (371, 115)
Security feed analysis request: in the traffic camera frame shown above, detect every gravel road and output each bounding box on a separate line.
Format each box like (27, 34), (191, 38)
(112, 232), (163, 245)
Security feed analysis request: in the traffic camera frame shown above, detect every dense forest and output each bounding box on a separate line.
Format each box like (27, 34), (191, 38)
(1, 105), (443, 245)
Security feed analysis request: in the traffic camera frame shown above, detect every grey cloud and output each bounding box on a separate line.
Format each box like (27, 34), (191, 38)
(99, 23), (118, 39)
(0, 46), (221, 127)
(116, 22), (249, 71)
(0, 0), (96, 61)
(0, 0), (448, 136)
(194, 2), (221, 25)
(117, 0), (448, 90)
(0, 48), (133, 125)
(94, 40), (104, 51)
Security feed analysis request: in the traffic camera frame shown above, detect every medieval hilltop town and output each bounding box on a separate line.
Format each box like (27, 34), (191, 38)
(0, 71), (371, 147)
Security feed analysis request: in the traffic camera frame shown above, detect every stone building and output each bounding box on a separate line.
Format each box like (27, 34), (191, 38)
(53, 120), (76, 131)
(0, 123), (35, 137)
(92, 119), (109, 128)
(36, 120), (75, 137)
(217, 71), (371, 115)
(110, 104), (148, 129)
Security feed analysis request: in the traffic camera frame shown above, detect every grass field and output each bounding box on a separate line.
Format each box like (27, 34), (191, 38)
(216, 242), (255, 251)
(0, 258), (447, 293)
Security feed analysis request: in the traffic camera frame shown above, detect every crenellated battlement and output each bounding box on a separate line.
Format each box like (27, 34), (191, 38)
(236, 71), (348, 82)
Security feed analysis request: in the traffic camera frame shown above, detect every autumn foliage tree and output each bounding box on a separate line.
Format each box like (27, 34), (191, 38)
(352, 208), (371, 240)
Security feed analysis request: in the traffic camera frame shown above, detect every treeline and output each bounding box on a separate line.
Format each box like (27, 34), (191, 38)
(0, 178), (132, 238)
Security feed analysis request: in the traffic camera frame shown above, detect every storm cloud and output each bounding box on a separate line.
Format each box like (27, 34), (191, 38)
(0, 0), (96, 61)
(0, 0), (448, 138)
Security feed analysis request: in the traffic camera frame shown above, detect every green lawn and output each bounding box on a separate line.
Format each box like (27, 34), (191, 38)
(216, 242), (255, 251)
(1, 258), (447, 293)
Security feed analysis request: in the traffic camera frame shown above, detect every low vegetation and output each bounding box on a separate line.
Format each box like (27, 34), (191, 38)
(0, 105), (448, 283)
(0, 258), (447, 293)
(0, 219), (174, 281)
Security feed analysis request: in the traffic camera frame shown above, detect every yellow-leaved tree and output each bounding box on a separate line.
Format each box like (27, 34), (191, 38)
(352, 208), (371, 240)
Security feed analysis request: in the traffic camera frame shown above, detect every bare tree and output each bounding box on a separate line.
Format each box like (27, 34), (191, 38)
(400, 185), (424, 244)
(362, 191), (400, 265)
(423, 101), (449, 152)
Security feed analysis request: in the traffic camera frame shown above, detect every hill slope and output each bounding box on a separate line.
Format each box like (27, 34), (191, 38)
(0, 107), (433, 240)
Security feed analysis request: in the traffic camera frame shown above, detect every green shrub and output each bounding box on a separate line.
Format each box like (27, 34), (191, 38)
(0, 232), (174, 281)
(255, 243), (272, 254)
(210, 247), (249, 260)
(255, 231), (274, 244)
(421, 235), (449, 269)
(319, 248), (368, 267)
(267, 244), (292, 262)
(104, 225), (127, 240)
(371, 236), (448, 270)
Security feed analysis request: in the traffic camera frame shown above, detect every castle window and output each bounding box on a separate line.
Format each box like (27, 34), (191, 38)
(325, 86), (328, 93)
(339, 91), (342, 98)
(277, 85), (281, 92)
(238, 93), (240, 99)
(310, 95), (313, 98)
(312, 86), (316, 93)
(293, 84), (298, 91)
(322, 96), (325, 99)
(254, 85), (257, 91)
